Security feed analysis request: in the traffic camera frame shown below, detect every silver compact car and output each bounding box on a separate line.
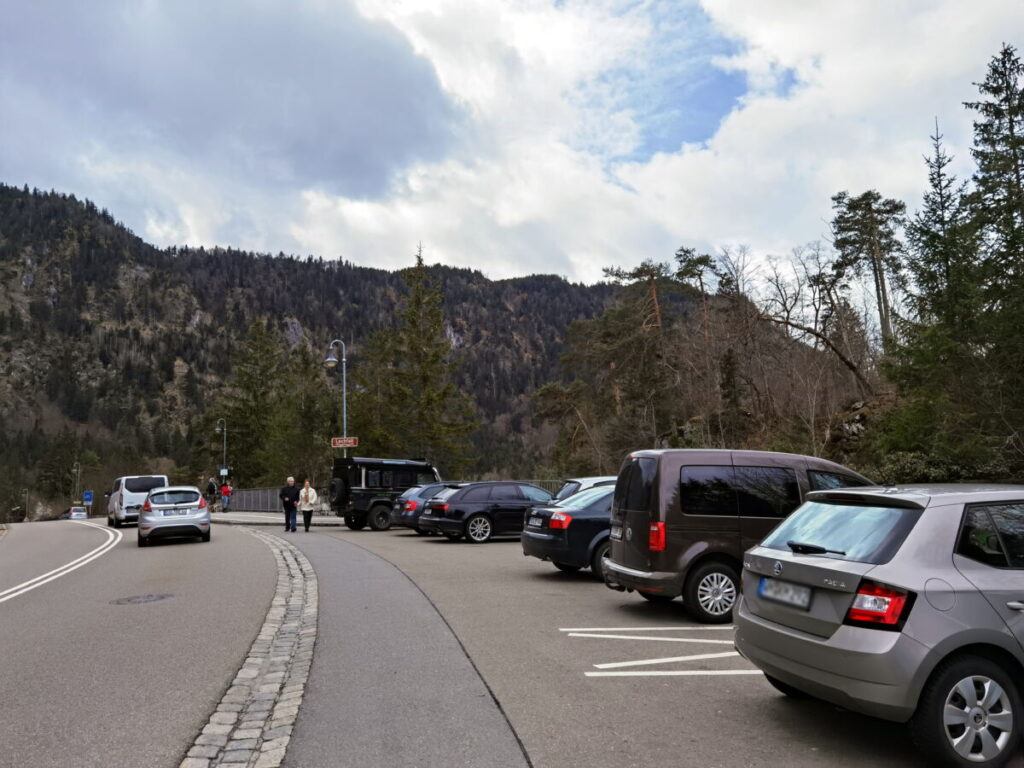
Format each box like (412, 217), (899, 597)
(138, 486), (211, 547)
(735, 485), (1024, 768)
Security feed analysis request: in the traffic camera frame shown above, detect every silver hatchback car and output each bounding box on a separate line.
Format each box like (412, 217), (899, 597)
(138, 486), (211, 547)
(735, 485), (1024, 768)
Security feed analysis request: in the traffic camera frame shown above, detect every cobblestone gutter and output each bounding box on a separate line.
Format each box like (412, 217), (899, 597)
(180, 530), (318, 768)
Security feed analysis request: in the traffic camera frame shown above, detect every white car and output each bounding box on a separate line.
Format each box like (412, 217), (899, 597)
(106, 475), (168, 528)
(138, 486), (211, 547)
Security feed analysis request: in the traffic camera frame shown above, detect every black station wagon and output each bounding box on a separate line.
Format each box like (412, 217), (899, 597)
(419, 481), (553, 543)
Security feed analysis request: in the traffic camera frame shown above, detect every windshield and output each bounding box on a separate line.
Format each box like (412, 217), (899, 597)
(556, 486), (613, 509)
(760, 501), (922, 564)
(150, 490), (200, 505)
(125, 476), (167, 493)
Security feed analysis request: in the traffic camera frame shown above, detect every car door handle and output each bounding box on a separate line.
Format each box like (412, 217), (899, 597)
(1007, 601), (1024, 612)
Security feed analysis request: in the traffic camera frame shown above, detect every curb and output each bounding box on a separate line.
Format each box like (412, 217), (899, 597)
(180, 530), (318, 768)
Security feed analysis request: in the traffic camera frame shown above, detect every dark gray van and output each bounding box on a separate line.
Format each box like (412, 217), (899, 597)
(603, 449), (871, 623)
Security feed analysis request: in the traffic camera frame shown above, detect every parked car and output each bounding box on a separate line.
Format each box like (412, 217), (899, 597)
(603, 449), (872, 622)
(420, 481), (553, 543)
(391, 482), (455, 534)
(137, 486), (211, 547)
(736, 485), (1024, 768)
(552, 476), (616, 502)
(328, 457), (442, 531)
(106, 475), (169, 528)
(521, 485), (615, 579)
(60, 506), (88, 520)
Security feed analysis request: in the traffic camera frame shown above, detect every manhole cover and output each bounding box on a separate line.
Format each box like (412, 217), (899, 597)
(110, 594), (174, 605)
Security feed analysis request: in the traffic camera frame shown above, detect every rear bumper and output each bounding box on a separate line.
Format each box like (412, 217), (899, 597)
(734, 596), (926, 722)
(603, 559), (682, 595)
(116, 508), (140, 522)
(139, 521), (210, 540)
(417, 516), (440, 532)
(435, 519), (464, 535)
(521, 530), (579, 566)
(398, 511), (424, 529)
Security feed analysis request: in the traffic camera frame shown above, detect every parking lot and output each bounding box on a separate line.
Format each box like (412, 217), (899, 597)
(310, 528), (1005, 768)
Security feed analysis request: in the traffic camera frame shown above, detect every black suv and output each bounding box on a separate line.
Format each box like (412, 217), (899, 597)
(329, 457), (442, 530)
(419, 481), (553, 542)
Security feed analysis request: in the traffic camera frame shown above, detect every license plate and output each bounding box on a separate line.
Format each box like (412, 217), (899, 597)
(610, 526), (623, 540)
(528, 516), (544, 528)
(759, 577), (812, 610)
(163, 509), (188, 517)
(422, 511), (431, 517)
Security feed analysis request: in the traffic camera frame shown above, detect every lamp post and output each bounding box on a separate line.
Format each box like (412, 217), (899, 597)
(215, 418), (228, 477)
(323, 339), (348, 457)
(72, 461), (81, 502)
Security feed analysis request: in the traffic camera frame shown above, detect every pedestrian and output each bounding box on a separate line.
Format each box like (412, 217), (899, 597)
(298, 479), (319, 532)
(221, 480), (232, 511)
(206, 478), (218, 509)
(280, 476), (300, 532)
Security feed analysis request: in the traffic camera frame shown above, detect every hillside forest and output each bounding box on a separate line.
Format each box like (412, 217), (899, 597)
(0, 44), (1021, 521)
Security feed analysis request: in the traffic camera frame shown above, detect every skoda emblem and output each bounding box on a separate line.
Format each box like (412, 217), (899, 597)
(772, 561), (783, 577)
(626, 528), (633, 541)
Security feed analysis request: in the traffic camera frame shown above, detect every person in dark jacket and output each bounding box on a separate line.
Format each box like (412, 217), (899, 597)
(280, 476), (300, 532)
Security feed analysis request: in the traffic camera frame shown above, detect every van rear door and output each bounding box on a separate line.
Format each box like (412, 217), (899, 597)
(610, 455), (657, 571)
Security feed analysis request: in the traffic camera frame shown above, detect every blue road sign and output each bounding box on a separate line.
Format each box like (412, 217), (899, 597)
(83, 490), (94, 505)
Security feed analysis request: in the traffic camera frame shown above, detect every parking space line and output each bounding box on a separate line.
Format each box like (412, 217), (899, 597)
(559, 626), (733, 632)
(593, 651), (739, 669)
(586, 669), (762, 677)
(567, 632), (734, 644)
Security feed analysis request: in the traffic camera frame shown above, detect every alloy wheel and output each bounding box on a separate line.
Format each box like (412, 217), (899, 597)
(943, 675), (1013, 762)
(466, 516), (492, 542)
(696, 571), (736, 617)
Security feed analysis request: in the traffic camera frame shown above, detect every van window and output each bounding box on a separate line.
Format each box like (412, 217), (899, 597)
(680, 466), (737, 516)
(735, 466), (801, 517)
(615, 457), (657, 510)
(124, 476), (166, 493)
(809, 470), (872, 491)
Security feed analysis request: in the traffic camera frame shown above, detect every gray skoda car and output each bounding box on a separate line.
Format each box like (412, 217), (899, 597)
(137, 485), (211, 547)
(735, 485), (1024, 768)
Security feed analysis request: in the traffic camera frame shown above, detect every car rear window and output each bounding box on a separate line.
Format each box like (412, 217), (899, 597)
(761, 501), (922, 564)
(555, 481), (581, 501)
(808, 470), (872, 491)
(125, 476), (166, 493)
(615, 457), (656, 510)
(557, 486), (612, 509)
(150, 490), (200, 505)
(398, 486), (423, 501)
(433, 487), (459, 502)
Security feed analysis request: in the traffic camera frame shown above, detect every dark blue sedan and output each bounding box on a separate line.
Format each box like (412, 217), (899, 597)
(520, 486), (614, 579)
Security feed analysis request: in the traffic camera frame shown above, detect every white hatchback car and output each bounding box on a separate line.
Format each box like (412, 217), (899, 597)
(138, 486), (211, 547)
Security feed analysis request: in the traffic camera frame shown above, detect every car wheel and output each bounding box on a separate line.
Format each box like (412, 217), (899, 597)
(553, 562), (582, 573)
(137, 534), (148, 548)
(414, 529), (430, 536)
(639, 591), (675, 603)
(764, 674), (811, 699)
(590, 540), (611, 580)
(344, 514), (367, 531)
(465, 514), (493, 543)
(683, 561), (739, 624)
(443, 532), (463, 541)
(368, 505), (392, 531)
(201, 531), (211, 542)
(113, 516), (122, 529)
(106, 515), (113, 528)
(910, 654), (1021, 768)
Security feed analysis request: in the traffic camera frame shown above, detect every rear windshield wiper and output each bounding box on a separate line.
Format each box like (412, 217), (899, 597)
(786, 540), (846, 556)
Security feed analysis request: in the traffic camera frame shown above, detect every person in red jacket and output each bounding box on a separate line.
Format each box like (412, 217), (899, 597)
(220, 481), (232, 511)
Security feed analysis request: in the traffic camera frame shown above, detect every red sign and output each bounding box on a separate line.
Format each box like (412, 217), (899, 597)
(331, 437), (359, 448)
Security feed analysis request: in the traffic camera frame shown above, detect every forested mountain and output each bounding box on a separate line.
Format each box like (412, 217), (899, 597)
(0, 184), (615, 515)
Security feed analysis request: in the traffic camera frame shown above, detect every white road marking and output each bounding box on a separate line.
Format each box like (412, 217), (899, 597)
(586, 669), (762, 677)
(567, 632), (734, 645)
(0, 521), (122, 604)
(559, 626), (733, 632)
(593, 651), (740, 669)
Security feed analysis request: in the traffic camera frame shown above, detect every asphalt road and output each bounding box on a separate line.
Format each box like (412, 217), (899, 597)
(303, 527), (1024, 768)
(0, 519), (276, 768)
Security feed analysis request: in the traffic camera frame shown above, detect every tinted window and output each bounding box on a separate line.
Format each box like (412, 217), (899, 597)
(615, 457), (656, 510)
(417, 471), (438, 485)
(520, 485), (552, 502)
(462, 486), (491, 502)
(959, 505), (1019, 568)
(735, 466), (801, 518)
(491, 485), (524, 501)
(398, 486), (423, 501)
(418, 484), (446, 500)
(555, 481), (580, 501)
(124, 476), (166, 493)
(433, 487), (459, 502)
(809, 471), (871, 491)
(762, 502), (922, 564)
(680, 466), (737, 516)
(150, 490), (201, 505)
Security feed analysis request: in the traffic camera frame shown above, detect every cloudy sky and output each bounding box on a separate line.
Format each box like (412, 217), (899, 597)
(1, 1), (1020, 283)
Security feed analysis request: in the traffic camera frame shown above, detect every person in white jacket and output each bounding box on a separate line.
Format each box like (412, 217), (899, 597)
(298, 479), (319, 532)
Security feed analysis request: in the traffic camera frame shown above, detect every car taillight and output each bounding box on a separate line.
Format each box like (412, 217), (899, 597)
(550, 511), (572, 530)
(434, 504), (449, 513)
(845, 581), (913, 628)
(648, 522), (666, 551)
(406, 501), (419, 512)
(142, 500), (151, 512)
(198, 497), (208, 509)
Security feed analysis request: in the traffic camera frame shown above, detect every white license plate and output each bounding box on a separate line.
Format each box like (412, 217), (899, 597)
(163, 509), (189, 516)
(528, 516), (544, 528)
(759, 577), (812, 610)
(610, 526), (623, 540)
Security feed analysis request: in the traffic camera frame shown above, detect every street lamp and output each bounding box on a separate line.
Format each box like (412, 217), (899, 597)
(323, 339), (348, 457)
(215, 418), (228, 478)
(72, 461), (81, 502)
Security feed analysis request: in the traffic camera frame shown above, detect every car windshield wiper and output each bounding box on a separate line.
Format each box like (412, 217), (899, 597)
(786, 540), (846, 556)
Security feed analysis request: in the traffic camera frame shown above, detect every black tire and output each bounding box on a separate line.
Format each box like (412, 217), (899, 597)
(553, 562), (582, 573)
(329, 477), (346, 506)
(344, 514), (367, 531)
(414, 529), (430, 536)
(764, 674), (811, 699)
(113, 515), (122, 529)
(683, 561), (739, 624)
(443, 532), (463, 541)
(639, 591), (675, 603)
(464, 514), (493, 543)
(201, 531), (211, 542)
(106, 515), (113, 528)
(368, 505), (392, 531)
(590, 540), (611, 581)
(137, 534), (147, 548)
(910, 654), (1021, 768)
